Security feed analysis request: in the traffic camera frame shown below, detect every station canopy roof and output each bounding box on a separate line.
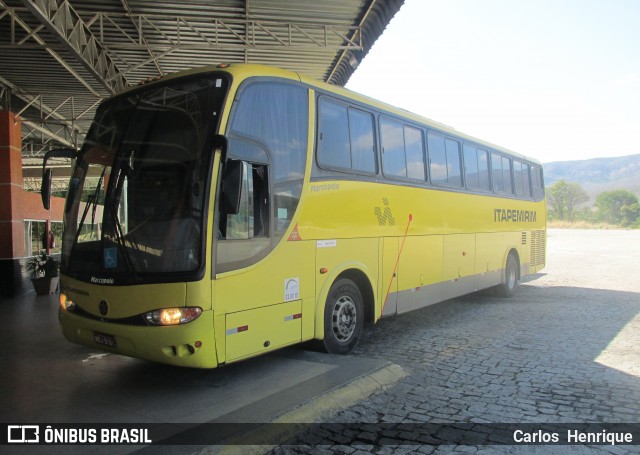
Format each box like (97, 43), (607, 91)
(0, 0), (403, 191)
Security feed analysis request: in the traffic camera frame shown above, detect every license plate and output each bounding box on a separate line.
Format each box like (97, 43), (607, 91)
(94, 332), (117, 348)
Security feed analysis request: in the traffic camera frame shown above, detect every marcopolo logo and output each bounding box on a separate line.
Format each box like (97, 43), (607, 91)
(90, 276), (115, 285)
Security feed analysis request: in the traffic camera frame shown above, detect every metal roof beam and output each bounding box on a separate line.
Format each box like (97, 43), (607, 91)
(21, 118), (75, 149)
(23, 177), (68, 192)
(20, 0), (129, 95)
(0, 74), (89, 136)
(120, 0), (163, 76)
(78, 12), (363, 52)
(0, 3), (104, 98)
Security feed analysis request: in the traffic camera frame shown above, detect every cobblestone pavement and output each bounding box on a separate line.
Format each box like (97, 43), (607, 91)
(267, 230), (640, 454)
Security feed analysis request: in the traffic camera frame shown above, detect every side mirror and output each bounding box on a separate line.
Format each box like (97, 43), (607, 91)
(41, 169), (53, 210)
(40, 148), (77, 210)
(221, 159), (243, 215)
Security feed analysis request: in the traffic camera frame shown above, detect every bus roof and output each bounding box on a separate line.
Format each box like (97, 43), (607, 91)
(129, 63), (541, 165)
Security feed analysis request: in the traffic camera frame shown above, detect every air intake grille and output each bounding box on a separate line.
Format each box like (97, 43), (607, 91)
(530, 230), (546, 267)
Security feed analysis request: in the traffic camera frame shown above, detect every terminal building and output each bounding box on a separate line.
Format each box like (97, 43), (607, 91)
(0, 0), (403, 296)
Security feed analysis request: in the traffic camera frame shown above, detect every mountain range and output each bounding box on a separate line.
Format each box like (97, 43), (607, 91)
(543, 154), (640, 201)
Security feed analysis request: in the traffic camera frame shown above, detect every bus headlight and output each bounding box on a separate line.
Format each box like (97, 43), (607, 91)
(144, 307), (202, 326)
(59, 293), (76, 311)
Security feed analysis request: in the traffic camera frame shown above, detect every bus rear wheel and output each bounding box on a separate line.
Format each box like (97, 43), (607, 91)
(494, 253), (518, 297)
(323, 278), (364, 354)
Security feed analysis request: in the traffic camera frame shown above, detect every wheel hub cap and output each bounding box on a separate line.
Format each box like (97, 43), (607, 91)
(332, 296), (356, 341)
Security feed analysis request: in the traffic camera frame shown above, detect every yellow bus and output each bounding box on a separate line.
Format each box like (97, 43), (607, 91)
(43, 64), (546, 368)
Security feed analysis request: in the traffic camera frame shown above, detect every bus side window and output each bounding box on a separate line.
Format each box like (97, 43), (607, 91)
(348, 108), (377, 173)
(380, 117), (406, 178)
(463, 145), (491, 192)
(531, 165), (544, 200)
(514, 160), (532, 198)
(428, 131), (447, 184)
(317, 99), (377, 175)
(380, 119), (425, 181)
(318, 99), (350, 169)
(220, 161), (269, 240)
(492, 152), (505, 193)
(405, 125), (425, 181)
(502, 156), (513, 195)
(427, 132), (461, 187)
(445, 138), (462, 187)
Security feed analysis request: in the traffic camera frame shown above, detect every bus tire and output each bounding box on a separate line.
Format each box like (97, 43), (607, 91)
(323, 278), (364, 354)
(494, 253), (518, 298)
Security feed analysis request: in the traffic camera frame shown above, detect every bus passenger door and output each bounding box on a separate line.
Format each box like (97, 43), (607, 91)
(212, 158), (312, 364)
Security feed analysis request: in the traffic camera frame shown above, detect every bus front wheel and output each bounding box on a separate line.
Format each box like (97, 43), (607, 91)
(323, 278), (364, 354)
(494, 253), (519, 298)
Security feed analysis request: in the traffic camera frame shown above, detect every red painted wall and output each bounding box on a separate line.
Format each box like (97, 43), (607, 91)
(1, 111), (64, 260)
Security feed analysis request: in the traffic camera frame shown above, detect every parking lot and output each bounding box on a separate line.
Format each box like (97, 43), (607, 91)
(268, 229), (640, 454)
(3, 229), (640, 454)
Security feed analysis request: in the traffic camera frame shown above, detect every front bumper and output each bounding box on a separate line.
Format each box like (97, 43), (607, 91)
(59, 307), (218, 368)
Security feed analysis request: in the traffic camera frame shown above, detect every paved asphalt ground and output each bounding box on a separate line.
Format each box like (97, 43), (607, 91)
(261, 229), (640, 455)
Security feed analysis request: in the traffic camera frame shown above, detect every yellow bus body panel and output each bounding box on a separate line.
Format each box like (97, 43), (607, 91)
(63, 277), (188, 318)
(297, 179), (545, 330)
(224, 299), (303, 362)
(213, 240), (315, 363)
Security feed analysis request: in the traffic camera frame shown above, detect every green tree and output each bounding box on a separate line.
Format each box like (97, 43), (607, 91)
(595, 190), (640, 226)
(547, 180), (589, 221)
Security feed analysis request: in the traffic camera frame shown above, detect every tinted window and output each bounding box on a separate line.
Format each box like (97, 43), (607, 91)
(492, 152), (504, 193)
(318, 99), (350, 169)
(222, 162), (269, 240)
(502, 156), (513, 194)
(492, 153), (514, 194)
(427, 132), (447, 184)
(445, 138), (462, 187)
(463, 144), (491, 191)
(405, 126), (425, 180)
(64, 75), (228, 281)
(349, 108), (376, 173)
(380, 117), (407, 178)
(522, 163), (531, 198)
(531, 165), (544, 200)
(380, 119), (426, 181)
(221, 81), (308, 273)
(317, 99), (376, 174)
(478, 149), (490, 190)
(428, 132), (461, 187)
(514, 160), (532, 198)
(463, 143), (479, 188)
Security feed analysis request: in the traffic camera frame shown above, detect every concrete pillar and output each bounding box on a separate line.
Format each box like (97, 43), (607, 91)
(0, 111), (26, 296)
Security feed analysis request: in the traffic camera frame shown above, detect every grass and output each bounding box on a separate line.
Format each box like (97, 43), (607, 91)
(548, 220), (629, 229)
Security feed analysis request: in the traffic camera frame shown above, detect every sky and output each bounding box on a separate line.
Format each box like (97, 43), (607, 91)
(346, 0), (640, 164)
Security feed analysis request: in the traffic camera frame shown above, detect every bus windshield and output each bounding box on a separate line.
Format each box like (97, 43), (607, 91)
(62, 74), (228, 284)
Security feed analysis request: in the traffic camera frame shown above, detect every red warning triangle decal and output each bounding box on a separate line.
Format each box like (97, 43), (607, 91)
(287, 223), (302, 241)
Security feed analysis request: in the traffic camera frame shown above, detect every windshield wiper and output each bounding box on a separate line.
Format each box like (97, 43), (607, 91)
(106, 199), (137, 276)
(105, 165), (138, 277)
(68, 168), (106, 271)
